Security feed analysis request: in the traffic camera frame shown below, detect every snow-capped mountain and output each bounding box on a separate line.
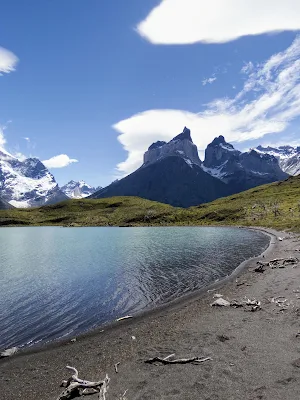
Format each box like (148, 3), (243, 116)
(0, 148), (68, 208)
(61, 180), (101, 199)
(255, 145), (300, 176)
(202, 136), (288, 191)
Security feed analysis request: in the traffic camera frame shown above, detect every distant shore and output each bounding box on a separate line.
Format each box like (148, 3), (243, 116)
(1, 227), (299, 400)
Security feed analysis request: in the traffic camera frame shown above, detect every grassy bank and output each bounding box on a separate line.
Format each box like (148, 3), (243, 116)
(0, 175), (300, 230)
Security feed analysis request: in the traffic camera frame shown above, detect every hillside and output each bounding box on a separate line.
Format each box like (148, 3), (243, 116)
(0, 175), (299, 231)
(0, 197), (14, 210)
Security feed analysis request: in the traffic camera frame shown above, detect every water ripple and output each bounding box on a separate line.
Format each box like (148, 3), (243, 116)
(0, 227), (269, 349)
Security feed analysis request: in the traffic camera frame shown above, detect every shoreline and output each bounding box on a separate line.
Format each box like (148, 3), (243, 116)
(1, 227), (299, 399)
(1, 226), (272, 357)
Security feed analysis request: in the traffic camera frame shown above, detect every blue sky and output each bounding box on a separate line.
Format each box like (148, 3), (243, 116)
(1, 0), (300, 187)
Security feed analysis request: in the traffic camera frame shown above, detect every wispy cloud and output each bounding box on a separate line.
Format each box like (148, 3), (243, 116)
(0, 125), (6, 148)
(42, 154), (78, 168)
(113, 36), (300, 175)
(202, 75), (217, 86)
(0, 47), (18, 75)
(241, 61), (254, 75)
(12, 151), (27, 161)
(137, 0), (300, 45)
(23, 137), (30, 142)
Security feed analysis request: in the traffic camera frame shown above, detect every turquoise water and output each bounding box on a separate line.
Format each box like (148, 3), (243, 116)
(0, 227), (269, 349)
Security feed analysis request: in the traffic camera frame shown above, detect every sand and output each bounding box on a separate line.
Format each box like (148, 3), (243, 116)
(1, 227), (300, 400)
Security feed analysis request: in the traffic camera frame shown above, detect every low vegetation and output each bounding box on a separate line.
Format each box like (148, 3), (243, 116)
(0, 175), (300, 231)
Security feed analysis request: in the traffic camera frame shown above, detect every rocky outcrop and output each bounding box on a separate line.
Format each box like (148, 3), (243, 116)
(143, 127), (202, 168)
(202, 136), (288, 191)
(203, 135), (241, 171)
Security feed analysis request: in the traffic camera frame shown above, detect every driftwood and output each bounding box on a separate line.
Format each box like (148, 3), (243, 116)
(118, 389), (128, 400)
(230, 298), (261, 311)
(145, 354), (212, 365)
(254, 258), (298, 271)
(114, 362), (120, 373)
(57, 366), (110, 400)
(116, 315), (132, 322)
(254, 262), (266, 273)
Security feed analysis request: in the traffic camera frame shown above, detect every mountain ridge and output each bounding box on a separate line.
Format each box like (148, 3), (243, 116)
(255, 145), (300, 176)
(91, 128), (289, 207)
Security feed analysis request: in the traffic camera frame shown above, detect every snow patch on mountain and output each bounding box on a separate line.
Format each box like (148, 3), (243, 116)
(255, 145), (300, 176)
(201, 161), (229, 179)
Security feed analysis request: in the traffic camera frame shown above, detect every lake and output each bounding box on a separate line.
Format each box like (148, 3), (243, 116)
(0, 227), (269, 349)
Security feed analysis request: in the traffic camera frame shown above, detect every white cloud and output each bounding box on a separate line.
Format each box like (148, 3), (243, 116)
(23, 137), (30, 142)
(241, 61), (254, 75)
(113, 36), (300, 175)
(0, 125), (6, 148)
(137, 0), (300, 45)
(0, 47), (18, 74)
(13, 151), (27, 161)
(42, 154), (78, 168)
(202, 76), (217, 86)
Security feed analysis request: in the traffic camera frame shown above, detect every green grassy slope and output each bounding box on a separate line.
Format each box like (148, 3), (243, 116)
(187, 175), (300, 231)
(0, 175), (299, 230)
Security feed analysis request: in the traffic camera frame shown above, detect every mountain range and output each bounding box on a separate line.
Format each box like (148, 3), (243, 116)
(91, 127), (293, 207)
(255, 145), (300, 176)
(61, 180), (101, 199)
(0, 148), (98, 209)
(0, 128), (299, 209)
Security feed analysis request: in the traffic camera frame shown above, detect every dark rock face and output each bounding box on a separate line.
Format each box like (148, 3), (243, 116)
(149, 141), (167, 151)
(170, 126), (193, 142)
(204, 135), (241, 170)
(92, 156), (230, 208)
(0, 196), (13, 210)
(143, 127), (202, 168)
(203, 137), (288, 192)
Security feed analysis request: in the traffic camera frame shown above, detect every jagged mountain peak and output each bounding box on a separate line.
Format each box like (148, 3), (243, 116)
(202, 136), (288, 188)
(210, 135), (226, 145)
(209, 135), (237, 151)
(171, 126), (192, 143)
(204, 135), (240, 170)
(144, 127), (201, 168)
